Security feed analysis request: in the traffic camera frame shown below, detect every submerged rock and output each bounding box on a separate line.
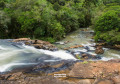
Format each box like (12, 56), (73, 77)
(65, 45), (101, 60)
(80, 53), (101, 60)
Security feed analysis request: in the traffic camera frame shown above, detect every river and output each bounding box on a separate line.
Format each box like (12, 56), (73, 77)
(55, 28), (120, 60)
(0, 28), (119, 72)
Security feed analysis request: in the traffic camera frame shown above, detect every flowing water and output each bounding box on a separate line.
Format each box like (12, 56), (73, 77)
(0, 28), (120, 72)
(55, 28), (120, 60)
(0, 40), (76, 72)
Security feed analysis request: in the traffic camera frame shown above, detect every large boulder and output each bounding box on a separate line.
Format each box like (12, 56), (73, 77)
(95, 46), (104, 54)
(81, 53), (100, 59)
(31, 40), (57, 51)
(114, 45), (120, 49)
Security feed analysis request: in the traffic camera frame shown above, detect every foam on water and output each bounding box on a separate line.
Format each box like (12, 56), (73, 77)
(39, 49), (77, 60)
(111, 53), (120, 58)
(0, 28), (119, 72)
(87, 52), (97, 56)
(0, 46), (6, 50)
(0, 42), (77, 72)
(101, 57), (114, 61)
(44, 60), (60, 62)
(0, 50), (23, 60)
(74, 49), (88, 52)
(0, 63), (37, 72)
(22, 44), (43, 53)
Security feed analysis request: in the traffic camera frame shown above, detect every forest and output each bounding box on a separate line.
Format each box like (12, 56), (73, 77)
(0, 0), (120, 44)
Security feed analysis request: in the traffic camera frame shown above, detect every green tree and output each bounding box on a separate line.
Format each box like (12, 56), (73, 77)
(94, 10), (120, 44)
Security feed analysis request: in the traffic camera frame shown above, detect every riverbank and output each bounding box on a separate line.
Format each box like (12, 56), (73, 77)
(1, 59), (120, 84)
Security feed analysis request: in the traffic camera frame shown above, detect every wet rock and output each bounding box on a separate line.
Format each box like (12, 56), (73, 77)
(31, 60), (76, 74)
(95, 49), (104, 54)
(0, 73), (75, 84)
(24, 41), (31, 45)
(7, 72), (24, 80)
(33, 40), (50, 45)
(80, 53), (100, 59)
(74, 54), (81, 59)
(66, 47), (101, 60)
(71, 49), (100, 60)
(2, 60), (120, 84)
(84, 46), (90, 51)
(64, 45), (84, 50)
(96, 43), (106, 46)
(31, 44), (57, 51)
(31, 44), (44, 49)
(69, 45), (84, 49)
(95, 46), (104, 54)
(12, 38), (31, 42)
(81, 54), (89, 59)
(12, 38), (57, 51)
(114, 45), (120, 49)
(31, 40), (57, 51)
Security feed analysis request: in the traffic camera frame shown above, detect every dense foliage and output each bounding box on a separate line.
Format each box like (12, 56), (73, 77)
(93, 0), (120, 45)
(0, 0), (120, 44)
(0, 0), (93, 42)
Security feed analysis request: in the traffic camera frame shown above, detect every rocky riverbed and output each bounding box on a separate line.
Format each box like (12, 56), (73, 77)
(55, 28), (120, 60)
(0, 28), (120, 84)
(11, 38), (104, 60)
(1, 59), (120, 84)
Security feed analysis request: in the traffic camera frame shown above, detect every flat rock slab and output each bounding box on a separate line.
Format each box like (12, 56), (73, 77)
(69, 61), (120, 78)
(1, 60), (120, 84)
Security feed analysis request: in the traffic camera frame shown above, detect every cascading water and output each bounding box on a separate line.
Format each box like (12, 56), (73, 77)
(0, 28), (120, 72)
(0, 39), (76, 72)
(55, 28), (120, 61)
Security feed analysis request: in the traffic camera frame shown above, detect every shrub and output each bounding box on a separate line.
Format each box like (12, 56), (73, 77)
(94, 10), (120, 44)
